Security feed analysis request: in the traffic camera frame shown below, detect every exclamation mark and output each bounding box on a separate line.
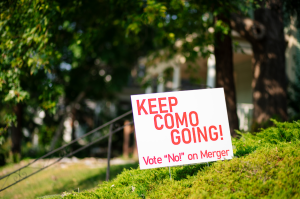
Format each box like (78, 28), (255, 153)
(219, 125), (223, 140)
(179, 152), (184, 161)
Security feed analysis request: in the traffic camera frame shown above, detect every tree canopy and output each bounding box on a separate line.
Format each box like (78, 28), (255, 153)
(0, 0), (299, 159)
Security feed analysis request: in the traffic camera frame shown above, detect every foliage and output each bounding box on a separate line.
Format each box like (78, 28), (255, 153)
(233, 119), (300, 157)
(0, 0), (150, 147)
(0, 0), (63, 139)
(283, 0), (300, 28)
(0, 0), (62, 106)
(62, 120), (300, 198)
(1, 0), (299, 165)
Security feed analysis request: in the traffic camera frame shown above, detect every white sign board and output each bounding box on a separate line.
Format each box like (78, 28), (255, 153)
(131, 88), (234, 170)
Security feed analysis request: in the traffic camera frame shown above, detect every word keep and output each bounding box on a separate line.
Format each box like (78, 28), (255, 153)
(136, 97), (178, 115)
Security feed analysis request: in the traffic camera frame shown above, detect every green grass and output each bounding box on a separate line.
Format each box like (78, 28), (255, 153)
(0, 161), (138, 199)
(62, 120), (300, 198)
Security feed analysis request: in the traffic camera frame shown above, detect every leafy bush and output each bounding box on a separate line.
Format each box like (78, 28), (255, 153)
(62, 120), (300, 199)
(233, 119), (300, 157)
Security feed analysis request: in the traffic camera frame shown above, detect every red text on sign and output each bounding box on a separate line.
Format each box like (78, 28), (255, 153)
(153, 111), (199, 130)
(171, 125), (224, 145)
(136, 97), (178, 115)
(200, 149), (230, 159)
(142, 156), (162, 165)
(163, 152), (184, 163)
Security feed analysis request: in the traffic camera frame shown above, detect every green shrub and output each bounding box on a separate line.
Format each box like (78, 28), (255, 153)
(149, 143), (300, 199)
(171, 163), (207, 181)
(63, 120), (300, 199)
(233, 119), (300, 157)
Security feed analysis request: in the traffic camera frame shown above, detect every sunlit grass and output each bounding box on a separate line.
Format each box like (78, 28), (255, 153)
(0, 160), (138, 199)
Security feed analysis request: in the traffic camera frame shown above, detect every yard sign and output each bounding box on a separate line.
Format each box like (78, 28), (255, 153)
(131, 88), (234, 169)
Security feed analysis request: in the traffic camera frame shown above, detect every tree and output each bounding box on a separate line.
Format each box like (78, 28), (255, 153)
(139, 0), (300, 131)
(126, 0), (240, 136)
(2, 0), (299, 161)
(214, 9), (239, 137)
(230, 0), (299, 128)
(0, 0), (63, 158)
(0, 0), (169, 157)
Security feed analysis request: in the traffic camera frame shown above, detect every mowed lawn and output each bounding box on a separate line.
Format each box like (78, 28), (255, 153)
(0, 159), (138, 199)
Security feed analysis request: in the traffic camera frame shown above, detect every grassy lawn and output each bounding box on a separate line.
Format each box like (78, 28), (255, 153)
(0, 159), (138, 199)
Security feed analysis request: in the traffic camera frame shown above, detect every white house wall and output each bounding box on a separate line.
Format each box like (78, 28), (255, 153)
(285, 16), (299, 86)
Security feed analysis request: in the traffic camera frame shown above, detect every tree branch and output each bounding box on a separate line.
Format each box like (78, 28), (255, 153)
(230, 13), (266, 43)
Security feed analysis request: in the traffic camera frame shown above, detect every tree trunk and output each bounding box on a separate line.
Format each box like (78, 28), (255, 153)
(123, 120), (131, 158)
(251, 1), (287, 128)
(11, 103), (23, 162)
(215, 15), (239, 137)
